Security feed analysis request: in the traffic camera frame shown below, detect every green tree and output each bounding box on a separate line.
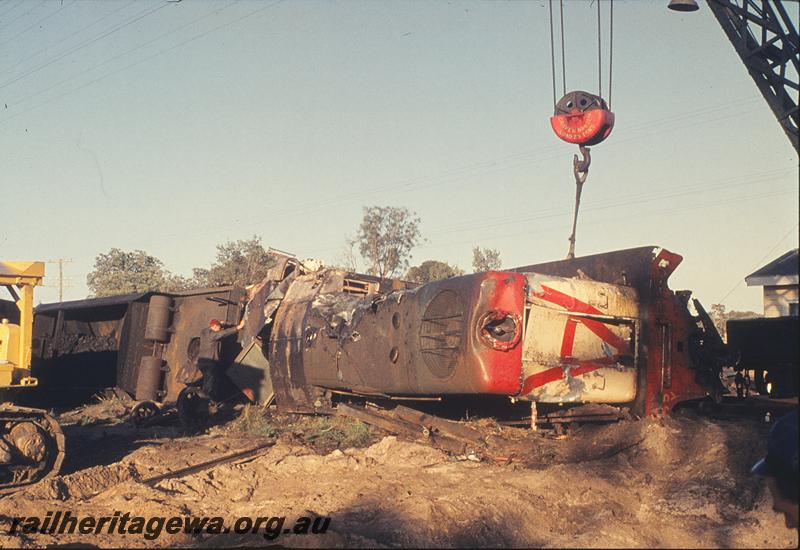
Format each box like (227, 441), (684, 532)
(356, 206), (421, 280)
(472, 246), (502, 272)
(333, 235), (359, 272)
(161, 273), (193, 292)
(709, 303), (762, 341)
(86, 249), (168, 297)
(405, 260), (464, 284)
(193, 236), (275, 287)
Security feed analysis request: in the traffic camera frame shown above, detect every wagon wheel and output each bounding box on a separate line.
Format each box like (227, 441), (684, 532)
(131, 401), (160, 428)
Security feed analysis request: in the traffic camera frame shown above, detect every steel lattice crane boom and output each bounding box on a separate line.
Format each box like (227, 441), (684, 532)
(671, 0), (799, 153)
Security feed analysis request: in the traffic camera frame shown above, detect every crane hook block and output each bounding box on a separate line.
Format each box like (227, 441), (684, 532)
(550, 91), (615, 146)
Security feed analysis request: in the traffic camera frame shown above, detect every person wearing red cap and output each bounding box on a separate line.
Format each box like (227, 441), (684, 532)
(196, 318), (242, 402)
(752, 409), (798, 530)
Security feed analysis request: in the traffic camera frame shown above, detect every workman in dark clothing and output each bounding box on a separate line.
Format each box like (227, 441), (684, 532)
(752, 410), (798, 530)
(735, 370), (745, 399)
(733, 370), (744, 399)
(197, 318), (242, 402)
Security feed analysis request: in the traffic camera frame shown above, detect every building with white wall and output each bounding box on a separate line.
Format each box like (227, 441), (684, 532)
(745, 249), (799, 317)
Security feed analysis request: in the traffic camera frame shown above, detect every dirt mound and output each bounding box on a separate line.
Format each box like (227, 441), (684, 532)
(0, 413), (796, 548)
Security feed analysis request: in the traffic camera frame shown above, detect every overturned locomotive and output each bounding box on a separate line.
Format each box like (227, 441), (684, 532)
(241, 246), (724, 419)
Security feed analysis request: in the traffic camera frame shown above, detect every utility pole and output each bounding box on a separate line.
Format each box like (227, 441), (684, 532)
(46, 259), (73, 302)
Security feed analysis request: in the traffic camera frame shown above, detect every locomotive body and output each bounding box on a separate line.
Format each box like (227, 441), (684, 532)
(263, 246), (725, 417)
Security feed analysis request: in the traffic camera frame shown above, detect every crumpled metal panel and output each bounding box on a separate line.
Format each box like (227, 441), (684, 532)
(519, 273), (639, 403)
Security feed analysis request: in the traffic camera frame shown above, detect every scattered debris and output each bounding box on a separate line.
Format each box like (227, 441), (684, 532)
(1, 408), (796, 548)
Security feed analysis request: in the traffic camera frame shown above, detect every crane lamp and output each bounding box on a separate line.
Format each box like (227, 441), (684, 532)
(668, 0), (700, 11)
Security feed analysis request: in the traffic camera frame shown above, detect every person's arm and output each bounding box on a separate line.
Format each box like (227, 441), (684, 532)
(211, 326), (240, 340)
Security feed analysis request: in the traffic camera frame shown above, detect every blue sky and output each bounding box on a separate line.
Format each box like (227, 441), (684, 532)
(2, 0), (797, 311)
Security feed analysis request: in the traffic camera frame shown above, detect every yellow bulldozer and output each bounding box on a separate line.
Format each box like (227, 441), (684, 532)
(0, 261), (64, 492)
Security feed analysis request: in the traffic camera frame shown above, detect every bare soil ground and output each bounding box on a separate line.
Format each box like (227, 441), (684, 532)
(0, 398), (797, 548)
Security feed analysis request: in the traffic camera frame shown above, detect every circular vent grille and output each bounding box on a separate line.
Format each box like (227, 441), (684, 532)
(419, 290), (464, 379)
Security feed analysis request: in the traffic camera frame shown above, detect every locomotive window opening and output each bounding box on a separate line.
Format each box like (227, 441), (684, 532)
(342, 278), (370, 296)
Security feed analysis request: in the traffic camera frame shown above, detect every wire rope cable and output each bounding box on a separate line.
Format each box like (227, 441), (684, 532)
(548, 0), (557, 110)
(597, 0), (602, 98)
(559, 0), (566, 95)
(608, 0), (614, 107)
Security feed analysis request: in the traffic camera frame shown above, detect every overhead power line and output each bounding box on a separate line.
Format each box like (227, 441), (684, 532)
(715, 223), (800, 305)
(301, 185), (796, 258)
(147, 99), (769, 243)
(408, 188), (797, 255)
(10, 0), (241, 109)
(0, 0), (283, 126)
(0, 0), (26, 21)
(0, 0), (78, 50)
(0, 0), (166, 89)
(0, 0), (135, 76)
(0, 0), (46, 33)
(426, 168), (794, 238)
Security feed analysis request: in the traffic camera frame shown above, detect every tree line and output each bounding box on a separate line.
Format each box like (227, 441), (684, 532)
(86, 206), (503, 297)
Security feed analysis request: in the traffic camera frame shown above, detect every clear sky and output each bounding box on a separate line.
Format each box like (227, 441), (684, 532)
(2, 0), (797, 311)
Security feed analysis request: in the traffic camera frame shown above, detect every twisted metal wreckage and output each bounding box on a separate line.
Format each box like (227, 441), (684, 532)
(31, 246), (727, 442)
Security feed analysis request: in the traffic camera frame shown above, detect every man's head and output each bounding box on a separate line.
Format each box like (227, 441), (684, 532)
(209, 319), (222, 332)
(752, 410), (799, 529)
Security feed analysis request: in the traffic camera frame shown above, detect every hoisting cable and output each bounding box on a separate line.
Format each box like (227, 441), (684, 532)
(597, 0), (602, 99)
(547, 0), (615, 259)
(559, 0), (566, 95)
(548, 0), (557, 110)
(608, 0), (614, 108)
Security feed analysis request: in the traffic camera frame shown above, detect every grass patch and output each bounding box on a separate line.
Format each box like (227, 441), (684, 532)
(232, 404), (276, 437)
(303, 415), (375, 449)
